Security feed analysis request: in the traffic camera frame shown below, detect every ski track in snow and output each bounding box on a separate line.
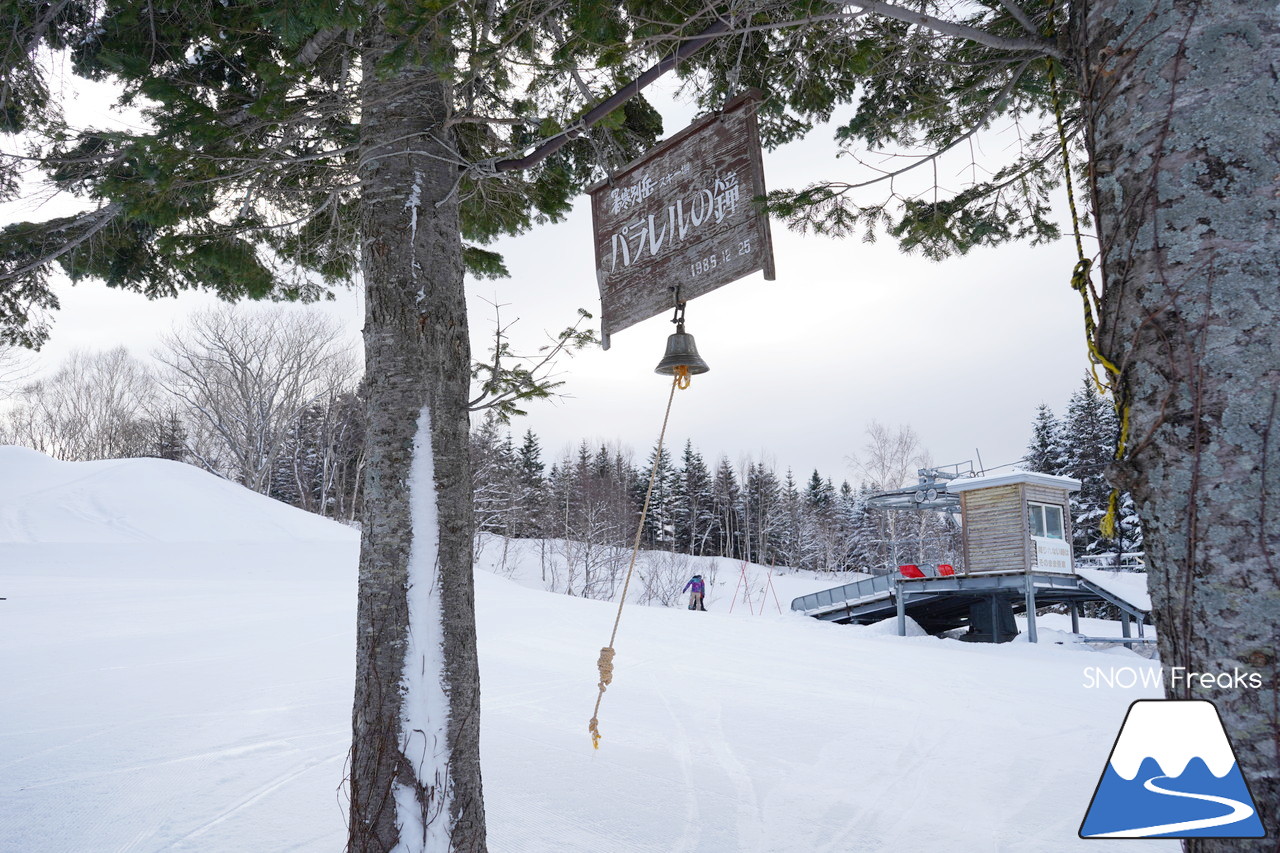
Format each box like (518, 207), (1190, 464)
(2, 463), (125, 504)
(816, 726), (946, 852)
(648, 668), (704, 853)
(170, 752), (347, 845)
(0, 720), (138, 774)
(116, 824), (162, 853)
(700, 698), (764, 853)
(16, 740), (296, 790)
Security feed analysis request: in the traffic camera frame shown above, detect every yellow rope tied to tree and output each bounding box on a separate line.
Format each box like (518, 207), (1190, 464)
(589, 375), (682, 749)
(1100, 404), (1132, 540)
(1044, 17), (1129, 542)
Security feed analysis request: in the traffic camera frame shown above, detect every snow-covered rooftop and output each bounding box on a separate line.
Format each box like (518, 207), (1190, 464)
(945, 469), (1082, 494)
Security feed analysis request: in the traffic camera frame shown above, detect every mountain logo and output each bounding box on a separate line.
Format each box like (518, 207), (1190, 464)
(1080, 699), (1266, 839)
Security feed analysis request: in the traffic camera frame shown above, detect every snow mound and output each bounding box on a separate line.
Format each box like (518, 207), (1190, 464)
(863, 614), (930, 637)
(1013, 627), (1081, 646)
(0, 445), (356, 543)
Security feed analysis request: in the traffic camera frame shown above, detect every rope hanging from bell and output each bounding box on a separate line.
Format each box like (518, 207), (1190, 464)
(589, 294), (710, 749)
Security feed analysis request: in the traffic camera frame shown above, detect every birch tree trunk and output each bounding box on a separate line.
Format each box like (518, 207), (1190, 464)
(1078, 1), (1279, 846)
(348, 10), (486, 852)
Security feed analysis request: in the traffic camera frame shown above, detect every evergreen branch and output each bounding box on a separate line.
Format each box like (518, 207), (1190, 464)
(0, 203), (123, 289)
(0, 0), (75, 121)
(357, 140), (469, 171)
(294, 27), (348, 68)
(834, 1), (1059, 57)
(217, 189), (351, 237)
(995, 0), (1041, 37)
(624, 1), (1060, 59)
(468, 301), (598, 421)
(816, 57), (1035, 193)
(445, 115), (536, 127)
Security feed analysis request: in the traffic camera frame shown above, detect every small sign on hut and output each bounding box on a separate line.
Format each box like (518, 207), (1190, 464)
(589, 91), (776, 348)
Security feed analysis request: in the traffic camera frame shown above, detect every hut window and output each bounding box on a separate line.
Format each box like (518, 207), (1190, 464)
(1029, 503), (1065, 539)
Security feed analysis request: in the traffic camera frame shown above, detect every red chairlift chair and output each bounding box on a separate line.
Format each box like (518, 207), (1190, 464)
(937, 564), (956, 576)
(898, 564), (926, 579)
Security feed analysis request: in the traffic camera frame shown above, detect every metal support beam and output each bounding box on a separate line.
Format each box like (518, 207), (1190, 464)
(1076, 635), (1158, 645)
(1024, 573), (1039, 644)
(1070, 601), (1080, 634)
(896, 584), (907, 637)
(990, 595), (1001, 643)
(1121, 612), (1133, 648)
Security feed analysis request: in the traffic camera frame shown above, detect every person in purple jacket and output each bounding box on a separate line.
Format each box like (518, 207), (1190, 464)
(683, 574), (707, 611)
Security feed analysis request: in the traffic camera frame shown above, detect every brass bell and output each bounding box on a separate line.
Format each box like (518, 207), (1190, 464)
(654, 322), (710, 376)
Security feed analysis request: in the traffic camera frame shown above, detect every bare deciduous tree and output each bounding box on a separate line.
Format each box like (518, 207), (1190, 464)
(634, 549), (695, 607)
(0, 345), (34, 401)
(3, 347), (157, 460)
(849, 421), (927, 571)
(271, 390), (366, 522)
(850, 420), (925, 492)
(154, 305), (357, 494)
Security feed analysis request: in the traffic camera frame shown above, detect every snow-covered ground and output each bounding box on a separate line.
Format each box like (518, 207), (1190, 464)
(1078, 567), (1153, 612)
(0, 447), (1172, 851)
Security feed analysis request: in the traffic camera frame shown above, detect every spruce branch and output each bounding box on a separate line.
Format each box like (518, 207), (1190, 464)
(469, 299), (599, 422)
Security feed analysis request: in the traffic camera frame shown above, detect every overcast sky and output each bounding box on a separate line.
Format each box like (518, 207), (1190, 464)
(14, 80), (1093, 488)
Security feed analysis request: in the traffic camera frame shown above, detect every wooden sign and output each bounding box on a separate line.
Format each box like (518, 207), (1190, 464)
(589, 91), (776, 348)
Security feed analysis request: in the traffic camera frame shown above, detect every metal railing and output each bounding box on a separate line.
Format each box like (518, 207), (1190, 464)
(790, 574), (897, 614)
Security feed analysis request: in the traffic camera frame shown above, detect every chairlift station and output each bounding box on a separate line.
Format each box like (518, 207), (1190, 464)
(790, 471), (1152, 644)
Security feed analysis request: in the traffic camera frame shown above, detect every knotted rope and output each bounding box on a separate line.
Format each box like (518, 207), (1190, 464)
(589, 374), (682, 749)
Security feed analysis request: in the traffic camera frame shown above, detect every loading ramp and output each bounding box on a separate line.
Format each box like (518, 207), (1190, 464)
(791, 569), (1152, 643)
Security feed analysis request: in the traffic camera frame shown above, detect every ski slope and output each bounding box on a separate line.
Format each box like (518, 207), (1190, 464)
(0, 447), (1173, 851)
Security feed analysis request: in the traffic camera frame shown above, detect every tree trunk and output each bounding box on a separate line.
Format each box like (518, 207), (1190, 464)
(1077, 1), (1279, 847)
(348, 11), (486, 852)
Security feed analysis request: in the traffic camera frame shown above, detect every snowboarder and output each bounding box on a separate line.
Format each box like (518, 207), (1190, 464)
(683, 574), (707, 611)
